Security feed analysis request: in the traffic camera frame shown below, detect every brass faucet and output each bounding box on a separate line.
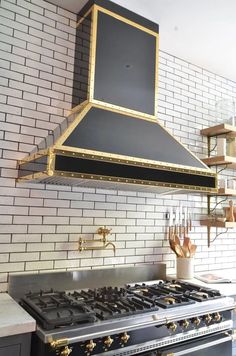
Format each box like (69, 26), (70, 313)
(79, 226), (116, 253)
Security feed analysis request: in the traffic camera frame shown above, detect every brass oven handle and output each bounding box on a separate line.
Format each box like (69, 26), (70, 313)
(160, 334), (231, 355)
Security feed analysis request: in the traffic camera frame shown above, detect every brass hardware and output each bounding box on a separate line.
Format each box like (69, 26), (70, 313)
(195, 292), (209, 298)
(213, 312), (221, 322)
(169, 284), (181, 288)
(193, 317), (201, 326)
(86, 340), (96, 352)
(50, 339), (69, 350)
(181, 319), (189, 329)
(79, 226), (116, 253)
(164, 297), (176, 304)
(120, 332), (130, 344)
(59, 346), (73, 356)
(167, 322), (177, 332)
(97, 226), (112, 241)
(204, 314), (212, 324)
(104, 336), (114, 348)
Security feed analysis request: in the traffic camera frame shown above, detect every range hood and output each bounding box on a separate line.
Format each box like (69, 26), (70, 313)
(18, 0), (217, 194)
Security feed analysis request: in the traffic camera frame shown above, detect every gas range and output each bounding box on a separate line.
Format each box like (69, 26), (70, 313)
(20, 279), (235, 356)
(8, 266), (235, 356)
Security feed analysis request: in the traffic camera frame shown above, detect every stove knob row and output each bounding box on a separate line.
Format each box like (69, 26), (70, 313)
(167, 322), (177, 332)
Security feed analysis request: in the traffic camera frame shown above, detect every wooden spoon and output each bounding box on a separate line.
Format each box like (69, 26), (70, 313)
(169, 238), (177, 254)
(174, 234), (181, 246)
(182, 245), (190, 258)
(174, 243), (185, 258)
(190, 244), (197, 257)
(183, 237), (191, 257)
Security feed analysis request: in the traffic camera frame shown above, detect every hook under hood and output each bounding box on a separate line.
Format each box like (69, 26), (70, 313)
(18, 0), (217, 194)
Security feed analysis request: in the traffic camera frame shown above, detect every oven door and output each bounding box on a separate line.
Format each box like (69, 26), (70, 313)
(156, 331), (232, 356)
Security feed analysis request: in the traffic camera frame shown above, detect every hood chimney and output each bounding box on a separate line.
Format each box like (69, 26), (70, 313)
(18, 0), (217, 194)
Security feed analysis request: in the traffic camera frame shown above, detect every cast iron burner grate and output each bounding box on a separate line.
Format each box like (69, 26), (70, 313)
(21, 290), (97, 330)
(69, 287), (160, 320)
(126, 284), (195, 309)
(160, 280), (223, 302)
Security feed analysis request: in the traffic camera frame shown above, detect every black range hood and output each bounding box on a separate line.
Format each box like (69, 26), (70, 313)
(18, 0), (217, 194)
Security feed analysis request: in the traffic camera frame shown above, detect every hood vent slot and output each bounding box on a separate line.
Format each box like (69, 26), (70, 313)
(18, 0), (217, 194)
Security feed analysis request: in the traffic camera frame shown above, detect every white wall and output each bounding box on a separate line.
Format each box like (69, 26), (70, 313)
(1, 0), (236, 292)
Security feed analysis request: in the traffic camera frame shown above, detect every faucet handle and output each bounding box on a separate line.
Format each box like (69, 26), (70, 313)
(97, 226), (112, 239)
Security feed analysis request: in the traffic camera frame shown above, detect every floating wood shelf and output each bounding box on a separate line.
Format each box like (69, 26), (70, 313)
(202, 155), (236, 168)
(200, 219), (236, 228)
(201, 123), (236, 137)
(215, 188), (236, 196)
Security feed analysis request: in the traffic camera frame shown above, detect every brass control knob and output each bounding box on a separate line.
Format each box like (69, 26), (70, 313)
(167, 322), (177, 332)
(181, 319), (190, 329)
(193, 317), (201, 326)
(120, 332), (130, 344)
(213, 312), (222, 322)
(86, 340), (96, 353)
(104, 336), (114, 348)
(204, 314), (212, 324)
(60, 346), (73, 356)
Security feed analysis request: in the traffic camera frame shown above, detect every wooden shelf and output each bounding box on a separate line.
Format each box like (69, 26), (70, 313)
(200, 219), (236, 228)
(202, 155), (236, 168)
(201, 123), (236, 137)
(200, 123), (236, 246)
(216, 188), (236, 196)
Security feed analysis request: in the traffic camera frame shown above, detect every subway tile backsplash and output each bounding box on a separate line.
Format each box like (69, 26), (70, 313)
(1, 0), (236, 292)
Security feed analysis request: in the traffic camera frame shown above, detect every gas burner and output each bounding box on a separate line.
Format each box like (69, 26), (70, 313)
(21, 290), (97, 330)
(162, 280), (223, 302)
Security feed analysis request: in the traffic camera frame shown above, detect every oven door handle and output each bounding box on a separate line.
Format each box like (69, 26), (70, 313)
(160, 334), (232, 356)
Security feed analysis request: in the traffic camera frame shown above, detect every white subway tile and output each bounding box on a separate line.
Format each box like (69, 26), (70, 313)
(0, 243), (25, 252)
(0, 7), (15, 20)
(1, 0), (29, 16)
(16, 13), (42, 30)
(17, 0), (43, 14)
(44, 9), (69, 25)
(0, 262), (25, 272)
(28, 225), (55, 233)
(42, 39), (67, 54)
(41, 251), (67, 260)
(57, 7), (76, 21)
(10, 252), (39, 261)
(26, 261), (53, 270)
(12, 234), (41, 243)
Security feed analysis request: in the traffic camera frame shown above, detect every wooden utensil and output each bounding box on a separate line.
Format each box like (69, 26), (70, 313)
(174, 234), (181, 246)
(169, 239), (177, 254)
(181, 245), (190, 257)
(190, 244), (197, 257)
(228, 200), (235, 222)
(183, 237), (191, 256)
(174, 244), (184, 257)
